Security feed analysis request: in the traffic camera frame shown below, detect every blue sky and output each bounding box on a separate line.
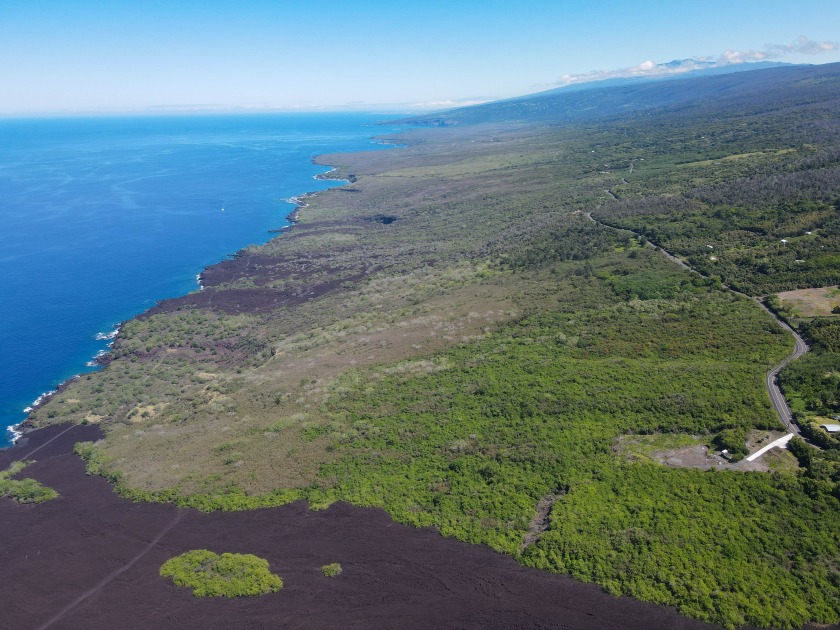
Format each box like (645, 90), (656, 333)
(1, 0), (839, 114)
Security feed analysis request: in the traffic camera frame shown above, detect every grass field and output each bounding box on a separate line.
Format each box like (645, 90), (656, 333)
(776, 286), (840, 317)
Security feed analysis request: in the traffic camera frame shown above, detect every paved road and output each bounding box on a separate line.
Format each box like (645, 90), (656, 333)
(585, 209), (809, 434)
(754, 300), (809, 434)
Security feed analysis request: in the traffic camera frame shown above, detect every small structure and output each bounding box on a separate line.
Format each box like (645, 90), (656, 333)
(820, 424), (840, 434)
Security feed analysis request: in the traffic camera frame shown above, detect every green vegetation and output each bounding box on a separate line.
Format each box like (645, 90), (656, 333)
(768, 280), (840, 496)
(712, 428), (749, 461)
(778, 313), (840, 497)
(32, 65), (840, 627)
(597, 194), (840, 295)
(0, 461), (58, 504)
(159, 550), (282, 597)
(537, 465), (836, 628)
(294, 267), (837, 629)
(320, 562), (342, 577)
(783, 352), (840, 416)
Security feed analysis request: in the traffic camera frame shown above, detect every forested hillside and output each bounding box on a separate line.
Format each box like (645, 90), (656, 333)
(32, 63), (840, 628)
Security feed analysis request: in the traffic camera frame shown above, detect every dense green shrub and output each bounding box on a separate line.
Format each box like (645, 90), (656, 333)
(781, 351), (840, 415)
(320, 562), (342, 577)
(799, 319), (840, 352)
(160, 550), (282, 597)
(712, 428), (749, 461)
(0, 461), (58, 504)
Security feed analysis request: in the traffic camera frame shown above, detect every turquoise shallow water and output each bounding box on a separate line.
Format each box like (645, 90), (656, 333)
(0, 113), (399, 446)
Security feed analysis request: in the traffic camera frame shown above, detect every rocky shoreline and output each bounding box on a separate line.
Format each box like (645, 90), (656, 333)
(6, 156), (355, 445)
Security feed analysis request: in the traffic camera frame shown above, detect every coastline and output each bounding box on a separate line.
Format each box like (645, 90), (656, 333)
(4, 152), (363, 447)
(5, 323), (122, 446)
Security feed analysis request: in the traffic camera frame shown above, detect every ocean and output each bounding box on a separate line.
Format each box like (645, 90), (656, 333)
(0, 113), (400, 447)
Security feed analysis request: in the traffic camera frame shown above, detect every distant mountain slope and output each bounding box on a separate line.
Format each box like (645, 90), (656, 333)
(394, 62), (840, 127)
(530, 60), (793, 97)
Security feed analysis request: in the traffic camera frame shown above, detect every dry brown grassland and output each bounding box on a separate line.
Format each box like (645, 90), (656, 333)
(776, 286), (840, 317)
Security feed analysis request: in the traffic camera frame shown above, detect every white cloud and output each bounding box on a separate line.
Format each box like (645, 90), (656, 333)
(550, 36), (838, 88)
(768, 35), (839, 56)
(553, 58), (714, 87)
(721, 36), (837, 65)
(416, 98), (492, 108)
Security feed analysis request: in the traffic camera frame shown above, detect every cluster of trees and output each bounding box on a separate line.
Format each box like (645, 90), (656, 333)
(588, 95), (840, 296)
(597, 196), (840, 295)
(602, 196), (704, 220)
(0, 461), (58, 504)
(779, 305), (840, 497)
(159, 550), (283, 597)
(690, 168), (840, 211)
(320, 563), (342, 577)
(711, 427), (749, 461)
(799, 318), (840, 352)
(499, 221), (615, 270)
(530, 463), (839, 629)
(604, 267), (712, 302)
(787, 437), (840, 500)
(782, 353), (840, 416)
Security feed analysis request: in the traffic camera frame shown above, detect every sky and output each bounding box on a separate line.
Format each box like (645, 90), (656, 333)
(1, 0), (839, 115)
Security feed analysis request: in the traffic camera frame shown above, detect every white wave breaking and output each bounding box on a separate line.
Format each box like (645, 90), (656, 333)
(23, 389), (57, 413)
(86, 349), (109, 367)
(95, 328), (119, 341)
(313, 167), (339, 180)
(6, 422), (23, 444)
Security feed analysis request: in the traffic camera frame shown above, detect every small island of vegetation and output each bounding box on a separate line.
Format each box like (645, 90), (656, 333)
(0, 461), (58, 504)
(320, 562), (342, 577)
(160, 550), (283, 598)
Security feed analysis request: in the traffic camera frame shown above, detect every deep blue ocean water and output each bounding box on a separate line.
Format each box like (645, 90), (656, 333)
(0, 113), (399, 446)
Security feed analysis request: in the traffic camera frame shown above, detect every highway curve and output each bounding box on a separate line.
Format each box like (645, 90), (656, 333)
(585, 208), (809, 434)
(755, 300), (809, 434)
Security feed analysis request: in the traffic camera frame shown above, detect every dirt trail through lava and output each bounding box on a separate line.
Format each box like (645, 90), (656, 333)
(36, 510), (185, 630)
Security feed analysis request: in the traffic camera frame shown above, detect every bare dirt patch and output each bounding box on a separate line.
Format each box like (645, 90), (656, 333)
(520, 491), (562, 551)
(617, 432), (800, 473)
(776, 286), (840, 317)
(729, 430), (800, 473)
(654, 444), (727, 469)
(616, 434), (725, 469)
